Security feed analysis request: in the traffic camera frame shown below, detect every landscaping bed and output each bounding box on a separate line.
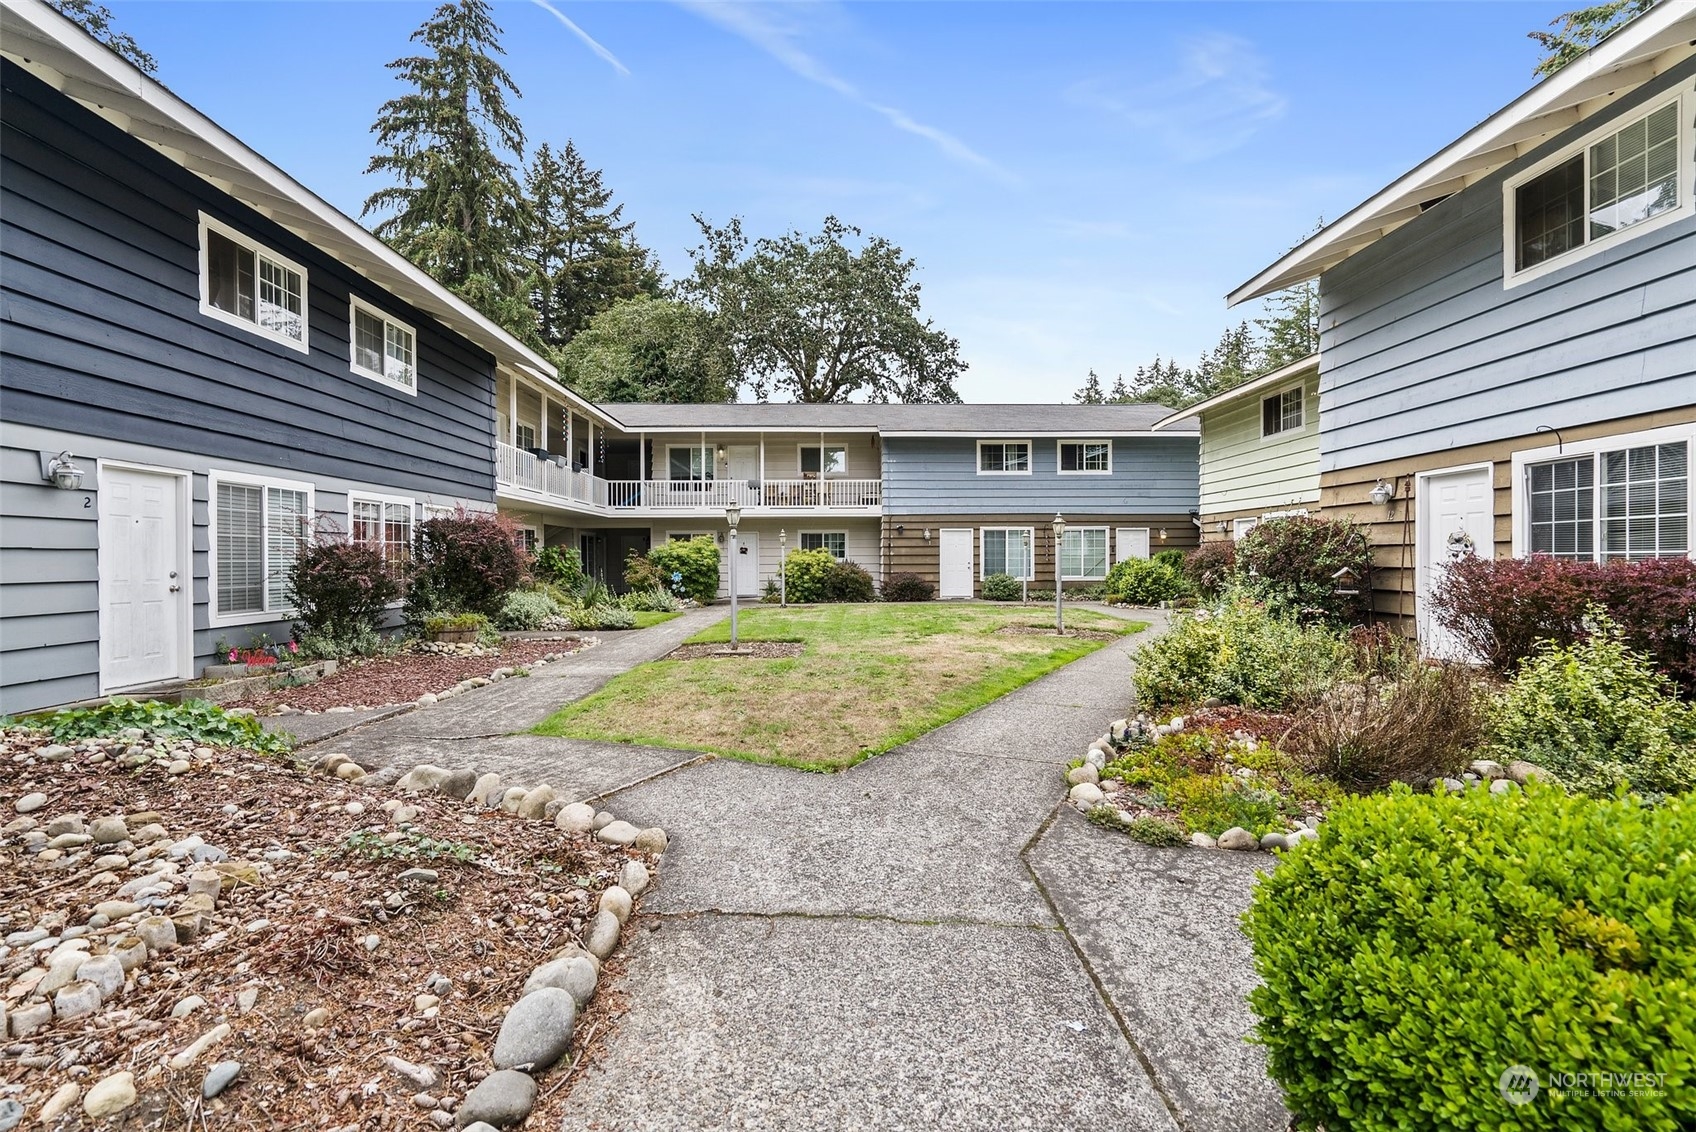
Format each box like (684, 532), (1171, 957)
(0, 715), (663, 1129)
(665, 641), (804, 661)
(537, 604), (1145, 772)
(230, 639), (586, 715)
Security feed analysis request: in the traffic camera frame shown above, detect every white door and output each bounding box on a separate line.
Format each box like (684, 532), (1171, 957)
(939, 528), (974, 598)
(1114, 527), (1150, 563)
(726, 445), (758, 505)
(733, 530), (760, 597)
(1419, 465), (1493, 659)
(99, 466), (186, 691)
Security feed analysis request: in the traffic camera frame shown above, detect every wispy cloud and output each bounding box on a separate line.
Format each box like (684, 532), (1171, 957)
(528, 0), (630, 77)
(675, 0), (1014, 184)
(1068, 33), (1287, 162)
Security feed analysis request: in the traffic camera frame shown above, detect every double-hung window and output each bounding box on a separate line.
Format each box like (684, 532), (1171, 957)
(1521, 433), (1689, 561)
(978, 441), (1031, 475)
(514, 424), (537, 451)
(801, 531), (848, 559)
(800, 445), (847, 477)
(1060, 527), (1110, 580)
(198, 214), (308, 351)
(350, 299), (417, 394)
(212, 474), (313, 621)
(1262, 388), (1303, 437)
(981, 528), (1034, 580)
(669, 446), (714, 481)
(1507, 94), (1688, 283)
(350, 494), (415, 567)
(1059, 440), (1111, 474)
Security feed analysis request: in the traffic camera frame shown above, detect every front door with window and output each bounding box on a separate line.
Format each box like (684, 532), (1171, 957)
(1419, 466), (1493, 660)
(100, 466), (187, 691)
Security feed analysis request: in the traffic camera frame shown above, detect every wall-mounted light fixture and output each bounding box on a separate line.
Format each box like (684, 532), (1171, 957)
(1158, 528), (1168, 541)
(923, 529), (932, 541)
(1215, 520), (1230, 534)
(1368, 480), (1397, 506)
(895, 524), (905, 535)
(41, 450), (85, 491)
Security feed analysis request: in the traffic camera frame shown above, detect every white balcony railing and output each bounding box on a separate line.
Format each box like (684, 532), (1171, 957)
(497, 444), (883, 514)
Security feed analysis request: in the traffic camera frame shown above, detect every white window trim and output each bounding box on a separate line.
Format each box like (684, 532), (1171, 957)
(1502, 88), (1693, 289)
(1260, 385), (1305, 440)
(1056, 439), (1113, 475)
(1509, 421), (1696, 560)
(667, 530), (712, 541)
(1231, 517), (1259, 540)
(348, 296), (418, 396)
(976, 439), (1033, 476)
(515, 525), (540, 552)
(1060, 525), (1111, 581)
(208, 469), (316, 628)
(1259, 508), (1311, 520)
(666, 445), (715, 481)
(196, 212), (311, 354)
(793, 441), (848, 478)
(979, 526), (1036, 580)
(799, 530), (850, 559)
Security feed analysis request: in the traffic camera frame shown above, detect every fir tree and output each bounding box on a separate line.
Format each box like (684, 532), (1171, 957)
(1256, 279), (1320, 372)
(48, 0), (155, 74)
(363, 0), (533, 338)
(524, 140), (660, 350)
(1071, 369), (1105, 404)
(1530, 0), (1657, 76)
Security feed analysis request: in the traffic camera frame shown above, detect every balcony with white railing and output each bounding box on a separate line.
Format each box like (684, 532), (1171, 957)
(497, 443), (882, 516)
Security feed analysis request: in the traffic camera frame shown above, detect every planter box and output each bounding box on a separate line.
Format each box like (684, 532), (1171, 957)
(429, 629), (481, 644)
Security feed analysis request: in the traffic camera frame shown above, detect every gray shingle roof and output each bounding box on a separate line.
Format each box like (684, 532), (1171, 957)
(597, 402), (1197, 434)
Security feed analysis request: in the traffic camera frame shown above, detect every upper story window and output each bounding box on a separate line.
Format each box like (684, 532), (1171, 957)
(978, 441), (1031, 475)
(1262, 388), (1303, 437)
(350, 299), (417, 395)
(198, 214), (308, 353)
(515, 424), (537, 451)
(669, 445), (714, 481)
(800, 444), (847, 477)
(1519, 428), (1689, 562)
(1058, 441), (1111, 474)
(1506, 94), (1688, 285)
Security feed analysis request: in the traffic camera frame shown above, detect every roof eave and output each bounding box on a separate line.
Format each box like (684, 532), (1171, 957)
(1151, 354), (1320, 430)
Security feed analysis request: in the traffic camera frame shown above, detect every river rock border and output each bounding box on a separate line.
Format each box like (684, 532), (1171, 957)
(309, 755), (665, 1131)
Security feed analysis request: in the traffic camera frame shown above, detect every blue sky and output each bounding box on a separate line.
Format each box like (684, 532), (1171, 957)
(114, 1), (1565, 401)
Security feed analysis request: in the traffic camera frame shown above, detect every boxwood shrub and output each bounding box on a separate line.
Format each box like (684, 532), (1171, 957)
(982, 572), (1023, 602)
(1104, 557), (1188, 604)
(1245, 785), (1696, 1132)
(648, 536), (721, 604)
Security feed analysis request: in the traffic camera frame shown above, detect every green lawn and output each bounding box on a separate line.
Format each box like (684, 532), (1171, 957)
(630, 610), (683, 629)
(534, 603), (1145, 771)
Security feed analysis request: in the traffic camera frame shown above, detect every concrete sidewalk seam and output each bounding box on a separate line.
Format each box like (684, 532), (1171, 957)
(1021, 798), (1194, 1132)
(587, 752), (718, 804)
(646, 907), (1058, 932)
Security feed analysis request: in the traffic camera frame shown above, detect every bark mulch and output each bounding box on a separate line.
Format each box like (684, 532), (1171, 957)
(664, 642), (805, 661)
(993, 625), (1120, 641)
(232, 639), (586, 715)
(0, 727), (650, 1130)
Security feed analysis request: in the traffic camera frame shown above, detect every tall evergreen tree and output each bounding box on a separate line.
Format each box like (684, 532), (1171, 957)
(362, 0), (534, 339)
(524, 141), (661, 350)
(1072, 369), (1105, 404)
(1530, 0), (1657, 76)
(48, 0), (155, 73)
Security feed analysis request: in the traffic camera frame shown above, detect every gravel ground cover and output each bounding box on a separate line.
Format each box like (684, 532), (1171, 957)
(0, 725), (657, 1129)
(231, 639), (585, 715)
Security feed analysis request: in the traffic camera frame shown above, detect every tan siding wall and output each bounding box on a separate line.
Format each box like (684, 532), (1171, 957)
(1322, 406), (1696, 633)
(883, 512), (1197, 597)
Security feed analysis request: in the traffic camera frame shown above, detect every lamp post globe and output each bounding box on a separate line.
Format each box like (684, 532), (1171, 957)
(1051, 514), (1066, 634)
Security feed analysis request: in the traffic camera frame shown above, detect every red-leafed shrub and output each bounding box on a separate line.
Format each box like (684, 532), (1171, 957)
(1430, 554), (1696, 695)
(288, 538), (400, 646)
(406, 508), (529, 623)
(1183, 540), (1238, 598)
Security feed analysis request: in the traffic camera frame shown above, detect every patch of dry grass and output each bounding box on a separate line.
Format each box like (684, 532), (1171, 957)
(533, 604), (1144, 771)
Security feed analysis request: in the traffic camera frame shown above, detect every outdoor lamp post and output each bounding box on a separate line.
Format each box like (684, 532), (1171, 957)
(778, 528), (787, 607)
(726, 503), (742, 651)
(1051, 513), (1066, 634)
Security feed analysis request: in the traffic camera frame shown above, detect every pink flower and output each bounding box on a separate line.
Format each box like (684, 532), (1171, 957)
(289, 641), (299, 654)
(228, 649), (237, 662)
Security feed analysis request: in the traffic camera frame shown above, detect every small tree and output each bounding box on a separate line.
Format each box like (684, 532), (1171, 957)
(406, 508), (529, 624)
(1234, 516), (1374, 624)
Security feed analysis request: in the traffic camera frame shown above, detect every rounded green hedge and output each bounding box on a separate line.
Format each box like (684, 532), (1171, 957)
(1245, 785), (1696, 1131)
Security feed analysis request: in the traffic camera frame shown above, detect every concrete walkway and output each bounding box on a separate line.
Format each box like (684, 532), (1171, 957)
(304, 606), (1286, 1131)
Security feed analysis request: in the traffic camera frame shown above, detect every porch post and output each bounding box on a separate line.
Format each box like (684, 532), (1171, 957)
(639, 431), (647, 483)
(507, 376), (518, 447)
(589, 420), (596, 478)
(540, 393), (550, 453)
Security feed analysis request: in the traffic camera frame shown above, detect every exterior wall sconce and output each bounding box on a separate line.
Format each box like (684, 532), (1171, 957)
(1215, 520), (1230, 534)
(923, 529), (931, 541)
(895, 524), (905, 535)
(41, 450), (85, 491)
(1369, 480), (1397, 506)
(1158, 528), (1168, 541)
